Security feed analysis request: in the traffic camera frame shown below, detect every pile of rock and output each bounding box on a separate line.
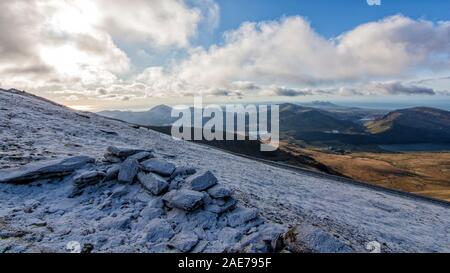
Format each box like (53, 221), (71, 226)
(94, 146), (287, 253)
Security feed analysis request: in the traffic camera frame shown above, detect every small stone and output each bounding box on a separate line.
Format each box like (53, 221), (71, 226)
(110, 185), (129, 198)
(168, 231), (199, 252)
(127, 151), (154, 162)
(205, 198), (237, 214)
(140, 207), (164, 222)
(146, 219), (175, 243)
(103, 153), (122, 163)
(70, 170), (106, 197)
(141, 159), (176, 176)
(226, 207), (258, 227)
(207, 185), (232, 199)
(137, 172), (169, 195)
(106, 146), (147, 158)
(104, 164), (120, 181)
(163, 189), (204, 211)
(188, 171), (218, 191)
(148, 197), (164, 209)
(118, 158), (139, 183)
(169, 167), (196, 181)
(218, 227), (242, 244)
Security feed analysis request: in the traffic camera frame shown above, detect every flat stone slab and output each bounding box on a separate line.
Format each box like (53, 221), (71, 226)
(106, 146), (148, 158)
(141, 159), (176, 176)
(0, 156), (94, 184)
(137, 172), (169, 195)
(118, 158), (139, 183)
(163, 189), (205, 211)
(207, 185), (232, 199)
(168, 231), (199, 252)
(227, 207), (259, 227)
(188, 171), (218, 191)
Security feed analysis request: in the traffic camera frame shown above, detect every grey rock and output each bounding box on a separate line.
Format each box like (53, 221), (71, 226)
(104, 164), (121, 181)
(0, 156), (94, 184)
(227, 207), (259, 227)
(218, 227), (242, 245)
(103, 153), (122, 163)
(148, 197), (164, 209)
(168, 176), (185, 191)
(98, 215), (132, 231)
(110, 185), (129, 198)
(168, 231), (199, 252)
(140, 207), (164, 222)
(163, 189), (204, 211)
(188, 171), (218, 191)
(118, 158), (139, 183)
(106, 146), (147, 158)
(141, 159), (176, 176)
(191, 240), (209, 253)
(189, 210), (217, 229)
(284, 224), (354, 253)
(70, 170), (106, 197)
(127, 151), (154, 162)
(205, 198), (237, 214)
(207, 185), (232, 199)
(146, 219), (175, 243)
(169, 167), (196, 181)
(137, 172), (169, 195)
(259, 224), (288, 251)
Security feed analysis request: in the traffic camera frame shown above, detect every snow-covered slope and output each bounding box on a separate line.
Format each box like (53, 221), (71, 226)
(0, 89), (449, 253)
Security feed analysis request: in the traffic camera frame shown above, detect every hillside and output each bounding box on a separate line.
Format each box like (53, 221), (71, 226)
(0, 89), (449, 253)
(99, 105), (176, 126)
(366, 107), (450, 142)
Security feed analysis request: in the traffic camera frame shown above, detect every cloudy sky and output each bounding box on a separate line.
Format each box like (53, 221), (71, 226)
(1, 0), (449, 110)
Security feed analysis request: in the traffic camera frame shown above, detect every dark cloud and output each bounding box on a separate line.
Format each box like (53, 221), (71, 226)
(371, 82), (436, 95)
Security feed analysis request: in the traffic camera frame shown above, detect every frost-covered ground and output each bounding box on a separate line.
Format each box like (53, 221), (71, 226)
(0, 89), (449, 253)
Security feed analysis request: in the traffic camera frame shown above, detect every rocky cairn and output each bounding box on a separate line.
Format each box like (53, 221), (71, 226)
(0, 146), (288, 253)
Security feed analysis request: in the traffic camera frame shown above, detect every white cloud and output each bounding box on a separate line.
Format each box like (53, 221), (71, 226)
(1, 1), (449, 103)
(0, 0), (211, 95)
(98, 0), (203, 48)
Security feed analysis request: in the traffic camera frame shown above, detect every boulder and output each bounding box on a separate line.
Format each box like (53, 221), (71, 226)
(168, 231), (199, 252)
(118, 158), (139, 183)
(146, 219), (175, 243)
(141, 159), (176, 176)
(106, 146), (147, 158)
(163, 189), (204, 211)
(169, 167), (196, 181)
(226, 207), (258, 227)
(0, 156), (94, 184)
(188, 171), (218, 191)
(207, 185), (232, 199)
(137, 172), (168, 195)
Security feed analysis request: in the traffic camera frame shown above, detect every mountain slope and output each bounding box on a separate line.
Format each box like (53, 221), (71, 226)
(366, 107), (450, 143)
(99, 104), (176, 126)
(0, 89), (449, 252)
